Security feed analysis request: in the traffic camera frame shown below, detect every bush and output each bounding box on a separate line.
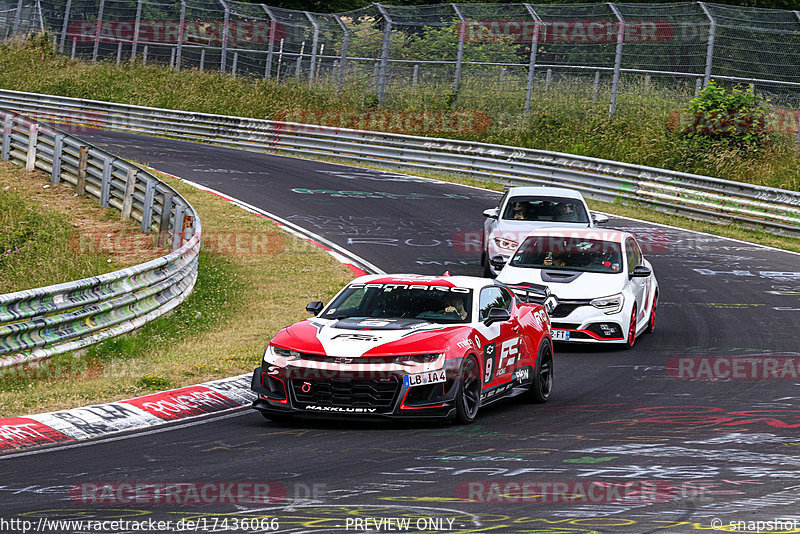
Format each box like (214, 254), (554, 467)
(670, 81), (772, 149)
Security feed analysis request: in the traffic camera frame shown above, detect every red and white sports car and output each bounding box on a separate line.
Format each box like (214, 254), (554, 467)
(251, 274), (555, 423)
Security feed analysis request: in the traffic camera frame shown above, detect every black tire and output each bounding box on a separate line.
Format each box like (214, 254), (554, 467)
(625, 304), (638, 350)
(525, 341), (553, 403)
(454, 355), (482, 424)
(645, 292), (657, 334)
(481, 252), (493, 278)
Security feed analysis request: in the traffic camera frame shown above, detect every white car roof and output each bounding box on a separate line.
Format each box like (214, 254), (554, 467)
(349, 274), (497, 291)
(504, 186), (587, 201)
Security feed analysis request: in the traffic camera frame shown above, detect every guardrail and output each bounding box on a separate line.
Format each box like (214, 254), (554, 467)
(0, 108), (201, 368)
(0, 89), (798, 239)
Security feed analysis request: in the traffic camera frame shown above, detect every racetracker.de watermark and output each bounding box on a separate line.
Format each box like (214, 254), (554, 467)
(275, 110), (491, 135)
(667, 357), (800, 380)
(68, 20), (285, 44)
(460, 20), (674, 43)
(69, 481), (325, 505)
(456, 480), (676, 503)
(68, 231), (286, 255)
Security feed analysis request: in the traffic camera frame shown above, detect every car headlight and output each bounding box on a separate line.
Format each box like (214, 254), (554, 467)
(263, 345), (300, 365)
(394, 353), (445, 368)
(590, 293), (624, 315)
(494, 237), (518, 251)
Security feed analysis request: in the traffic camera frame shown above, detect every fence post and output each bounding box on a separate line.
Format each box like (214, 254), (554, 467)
(305, 12), (319, 88)
(375, 4), (392, 106)
(35, 0), (44, 33)
(141, 179), (156, 232)
(231, 51), (237, 76)
(795, 100), (800, 155)
(499, 67), (505, 89)
(608, 3), (624, 115)
(171, 204), (186, 250)
(263, 6), (276, 79)
(451, 3), (465, 103)
(523, 4), (541, 114)
(218, 0), (230, 73)
(593, 70), (600, 103)
(334, 15), (349, 95)
(71, 38), (76, 60)
(131, 0), (142, 60)
(695, 77), (702, 96)
(25, 123), (38, 172)
(116, 41), (123, 64)
(276, 38), (284, 79)
(77, 146), (88, 195)
(143, 45), (148, 64)
(698, 2), (715, 88)
(545, 68), (552, 92)
(157, 192), (174, 248)
(121, 168), (136, 220)
(199, 48), (205, 71)
(1, 114), (11, 162)
(100, 157), (113, 207)
(92, 0), (105, 63)
(12, 0), (23, 37)
(412, 64), (419, 87)
(51, 134), (64, 184)
(59, 0), (72, 53)
(175, 0), (186, 71)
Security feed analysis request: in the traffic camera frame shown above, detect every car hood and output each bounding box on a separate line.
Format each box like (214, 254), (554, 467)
(272, 318), (468, 357)
(498, 266), (626, 300)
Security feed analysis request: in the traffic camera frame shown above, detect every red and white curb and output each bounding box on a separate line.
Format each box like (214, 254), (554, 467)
(0, 374), (254, 451)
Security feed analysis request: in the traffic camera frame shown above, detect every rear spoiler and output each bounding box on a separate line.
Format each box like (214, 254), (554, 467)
(505, 282), (558, 314)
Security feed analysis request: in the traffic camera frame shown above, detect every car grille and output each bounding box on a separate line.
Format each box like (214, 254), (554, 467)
(291, 378), (400, 409)
(550, 302), (587, 318)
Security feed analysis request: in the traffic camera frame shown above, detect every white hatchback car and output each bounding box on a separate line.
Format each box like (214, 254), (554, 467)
(496, 228), (658, 349)
(482, 186), (608, 277)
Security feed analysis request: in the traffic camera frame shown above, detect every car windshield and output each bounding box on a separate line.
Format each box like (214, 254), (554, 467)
(324, 283), (473, 324)
(509, 236), (623, 274)
(502, 196), (589, 224)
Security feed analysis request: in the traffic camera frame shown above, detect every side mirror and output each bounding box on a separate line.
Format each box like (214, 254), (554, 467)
(489, 255), (508, 270)
(306, 301), (324, 315)
(592, 213), (609, 225)
(630, 265), (651, 278)
(484, 307), (511, 326)
(483, 208), (499, 219)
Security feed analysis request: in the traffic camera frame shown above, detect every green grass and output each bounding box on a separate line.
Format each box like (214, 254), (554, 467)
(1, 36), (798, 192)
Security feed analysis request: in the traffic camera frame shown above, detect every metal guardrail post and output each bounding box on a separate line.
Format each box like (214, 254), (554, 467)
(26, 123), (38, 171)
(2, 114), (12, 161)
(141, 178), (156, 232)
(199, 48), (205, 71)
(334, 15), (349, 96)
(121, 168), (137, 220)
(12, 0), (23, 37)
(100, 157), (112, 207)
(451, 4), (465, 102)
(608, 3), (625, 115)
(523, 4), (541, 114)
(77, 145), (88, 195)
(171, 204), (185, 251)
(51, 134), (64, 184)
(262, 6), (276, 79)
(92, 0), (106, 64)
(305, 12), (319, 88)
(375, 4), (392, 106)
(58, 0), (72, 53)
(116, 41), (123, 64)
(176, 0), (186, 71)
(219, 0), (230, 73)
(231, 51), (237, 76)
(131, 0), (142, 60)
(158, 192), (174, 248)
(698, 2), (716, 88)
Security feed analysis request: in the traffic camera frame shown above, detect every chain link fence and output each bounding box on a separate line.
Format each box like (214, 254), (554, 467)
(3, 0), (800, 126)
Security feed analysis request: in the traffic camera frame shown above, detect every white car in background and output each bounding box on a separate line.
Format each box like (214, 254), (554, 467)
(496, 228), (658, 349)
(482, 186), (608, 277)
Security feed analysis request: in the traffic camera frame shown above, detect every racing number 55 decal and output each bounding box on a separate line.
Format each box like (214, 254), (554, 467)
(483, 343), (496, 384)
